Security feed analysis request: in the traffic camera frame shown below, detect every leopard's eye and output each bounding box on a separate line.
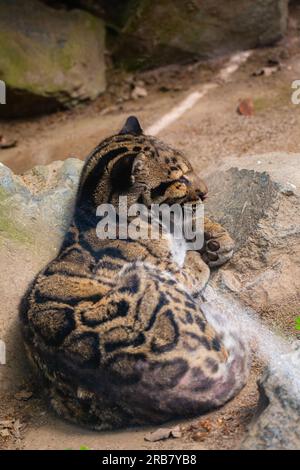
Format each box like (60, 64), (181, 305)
(178, 176), (191, 186)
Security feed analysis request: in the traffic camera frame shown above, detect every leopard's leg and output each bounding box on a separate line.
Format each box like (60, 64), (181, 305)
(200, 217), (235, 267)
(49, 384), (129, 431)
(177, 250), (210, 296)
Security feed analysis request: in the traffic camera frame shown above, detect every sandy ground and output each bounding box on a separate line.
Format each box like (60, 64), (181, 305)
(1, 6), (300, 452)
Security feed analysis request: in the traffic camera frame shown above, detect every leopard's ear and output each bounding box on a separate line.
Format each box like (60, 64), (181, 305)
(119, 116), (143, 135)
(110, 152), (147, 191)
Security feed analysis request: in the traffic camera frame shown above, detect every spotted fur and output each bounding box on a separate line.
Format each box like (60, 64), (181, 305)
(20, 116), (248, 429)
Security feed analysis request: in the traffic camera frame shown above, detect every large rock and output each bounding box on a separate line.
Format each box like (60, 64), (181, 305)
(241, 346), (300, 450)
(112, 0), (289, 68)
(205, 152), (300, 326)
(205, 152), (300, 449)
(0, 159), (83, 391)
(41, 1), (289, 69)
(43, 0), (131, 27)
(0, 0), (106, 118)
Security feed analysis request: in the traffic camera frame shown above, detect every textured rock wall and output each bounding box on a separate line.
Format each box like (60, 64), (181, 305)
(0, 0), (106, 118)
(113, 0), (289, 68)
(42, 1), (289, 69)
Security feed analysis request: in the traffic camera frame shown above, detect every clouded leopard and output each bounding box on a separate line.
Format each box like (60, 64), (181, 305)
(20, 116), (249, 429)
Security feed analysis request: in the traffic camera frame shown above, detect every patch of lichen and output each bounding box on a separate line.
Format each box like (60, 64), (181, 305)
(0, 30), (71, 96)
(253, 86), (294, 113)
(137, 1), (220, 45)
(0, 213), (32, 245)
(0, 188), (32, 245)
(61, 12), (105, 77)
(113, 0), (218, 69)
(0, 31), (30, 89)
(113, 0), (287, 71)
(0, 9), (105, 101)
(0, 187), (7, 200)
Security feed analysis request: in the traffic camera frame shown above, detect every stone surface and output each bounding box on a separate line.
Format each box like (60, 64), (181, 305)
(112, 0), (289, 69)
(0, 0), (106, 118)
(205, 153), (300, 321)
(0, 159), (83, 248)
(46, 1), (288, 69)
(0, 159), (83, 391)
(43, 0), (132, 27)
(204, 152), (300, 449)
(241, 346), (300, 450)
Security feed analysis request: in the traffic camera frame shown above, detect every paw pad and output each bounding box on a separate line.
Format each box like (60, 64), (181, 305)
(207, 240), (220, 252)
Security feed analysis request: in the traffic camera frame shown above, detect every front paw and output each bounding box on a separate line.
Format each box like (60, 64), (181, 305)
(202, 231), (234, 267)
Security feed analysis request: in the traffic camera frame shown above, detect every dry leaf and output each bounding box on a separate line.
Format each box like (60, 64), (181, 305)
(237, 98), (254, 116)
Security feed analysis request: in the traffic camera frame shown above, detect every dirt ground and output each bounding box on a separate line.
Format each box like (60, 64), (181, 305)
(1, 6), (300, 452)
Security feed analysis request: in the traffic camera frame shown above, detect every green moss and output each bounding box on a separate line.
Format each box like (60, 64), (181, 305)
(0, 188), (32, 245)
(56, 13), (104, 74)
(55, 48), (73, 73)
(0, 205), (32, 244)
(0, 30), (68, 95)
(0, 31), (30, 87)
(0, 213), (32, 245)
(0, 187), (9, 203)
(253, 97), (270, 112)
(0, 7), (105, 102)
(113, 0), (218, 70)
(122, 0), (211, 47)
(253, 87), (293, 113)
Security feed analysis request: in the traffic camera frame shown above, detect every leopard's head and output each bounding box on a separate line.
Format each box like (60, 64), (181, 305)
(78, 116), (208, 210)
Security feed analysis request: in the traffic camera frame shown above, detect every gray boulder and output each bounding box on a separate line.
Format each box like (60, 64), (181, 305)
(204, 152), (300, 449)
(112, 0), (289, 68)
(0, 159), (83, 392)
(43, 1), (130, 27)
(241, 346), (300, 450)
(0, 0), (106, 118)
(205, 152), (300, 319)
